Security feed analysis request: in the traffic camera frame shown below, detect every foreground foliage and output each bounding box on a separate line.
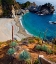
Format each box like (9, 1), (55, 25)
(35, 44), (53, 54)
(7, 48), (15, 55)
(34, 59), (39, 64)
(10, 42), (17, 47)
(0, 37), (56, 63)
(19, 50), (31, 61)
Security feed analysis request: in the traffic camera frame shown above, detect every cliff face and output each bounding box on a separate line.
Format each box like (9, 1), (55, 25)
(29, 3), (55, 15)
(14, 2), (21, 10)
(0, 0), (20, 17)
(0, 0), (3, 17)
(0, 6), (3, 17)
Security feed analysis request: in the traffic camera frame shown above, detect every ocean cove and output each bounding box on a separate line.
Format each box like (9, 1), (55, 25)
(22, 12), (56, 40)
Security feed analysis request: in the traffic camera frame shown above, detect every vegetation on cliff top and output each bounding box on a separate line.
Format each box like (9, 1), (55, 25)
(0, 0), (2, 5)
(0, 0), (19, 17)
(0, 37), (56, 63)
(18, 1), (31, 9)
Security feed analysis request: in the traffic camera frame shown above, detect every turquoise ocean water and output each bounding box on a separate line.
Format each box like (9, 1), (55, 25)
(21, 12), (56, 40)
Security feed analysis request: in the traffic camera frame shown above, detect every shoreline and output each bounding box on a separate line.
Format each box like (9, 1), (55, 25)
(14, 11), (32, 40)
(0, 11), (56, 42)
(0, 10), (32, 42)
(19, 15), (33, 36)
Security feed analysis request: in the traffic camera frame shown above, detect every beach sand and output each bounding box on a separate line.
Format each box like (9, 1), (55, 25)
(0, 15), (31, 42)
(14, 15), (31, 37)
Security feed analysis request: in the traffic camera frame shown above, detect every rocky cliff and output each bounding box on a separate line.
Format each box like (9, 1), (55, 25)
(0, 0), (3, 17)
(0, 6), (3, 17)
(0, 0), (20, 17)
(29, 3), (55, 15)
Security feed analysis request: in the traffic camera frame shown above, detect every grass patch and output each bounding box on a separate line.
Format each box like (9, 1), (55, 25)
(35, 45), (41, 50)
(41, 45), (48, 52)
(47, 49), (53, 54)
(34, 44), (53, 54)
(34, 59), (39, 64)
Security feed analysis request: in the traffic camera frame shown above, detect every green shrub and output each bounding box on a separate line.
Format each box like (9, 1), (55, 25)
(21, 1), (31, 9)
(19, 50), (31, 61)
(7, 48), (15, 55)
(34, 37), (40, 42)
(35, 45), (41, 50)
(28, 39), (34, 43)
(47, 49), (53, 54)
(34, 59), (39, 64)
(10, 42), (17, 47)
(35, 44), (53, 54)
(41, 45), (48, 52)
(26, 60), (31, 64)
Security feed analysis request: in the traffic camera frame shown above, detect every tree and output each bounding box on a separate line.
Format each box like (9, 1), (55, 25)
(0, 0), (2, 5)
(25, 1), (31, 8)
(20, 1), (31, 9)
(4, 0), (14, 5)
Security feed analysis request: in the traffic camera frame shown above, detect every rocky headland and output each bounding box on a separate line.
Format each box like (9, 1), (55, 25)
(17, 1), (55, 15)
(29, 3), (55, 15)
(0, 0), (55, 17)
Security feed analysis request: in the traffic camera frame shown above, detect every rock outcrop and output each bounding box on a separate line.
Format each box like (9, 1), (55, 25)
(0, 6), (3, 17)
(0, 0), (20, 17)
(29, 3), (55, 15)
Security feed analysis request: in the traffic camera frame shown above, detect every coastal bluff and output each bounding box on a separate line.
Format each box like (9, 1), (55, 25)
(0, 0), (20, 17)
(29, 3), (55, 15)
(17, 1), (55, 15)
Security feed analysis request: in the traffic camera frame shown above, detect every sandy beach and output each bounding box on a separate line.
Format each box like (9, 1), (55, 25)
(14, 15), (32, 36)
(0, 14), (31, 42)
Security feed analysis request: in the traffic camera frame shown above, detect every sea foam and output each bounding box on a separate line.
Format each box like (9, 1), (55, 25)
(19, 15), (32, 36)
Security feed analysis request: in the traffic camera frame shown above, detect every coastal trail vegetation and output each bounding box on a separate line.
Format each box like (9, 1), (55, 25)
(0, 37), (56, 64)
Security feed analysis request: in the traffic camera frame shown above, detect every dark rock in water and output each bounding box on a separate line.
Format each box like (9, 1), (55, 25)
(29, 3), (55, 15)
(49, 21), (56, 24)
